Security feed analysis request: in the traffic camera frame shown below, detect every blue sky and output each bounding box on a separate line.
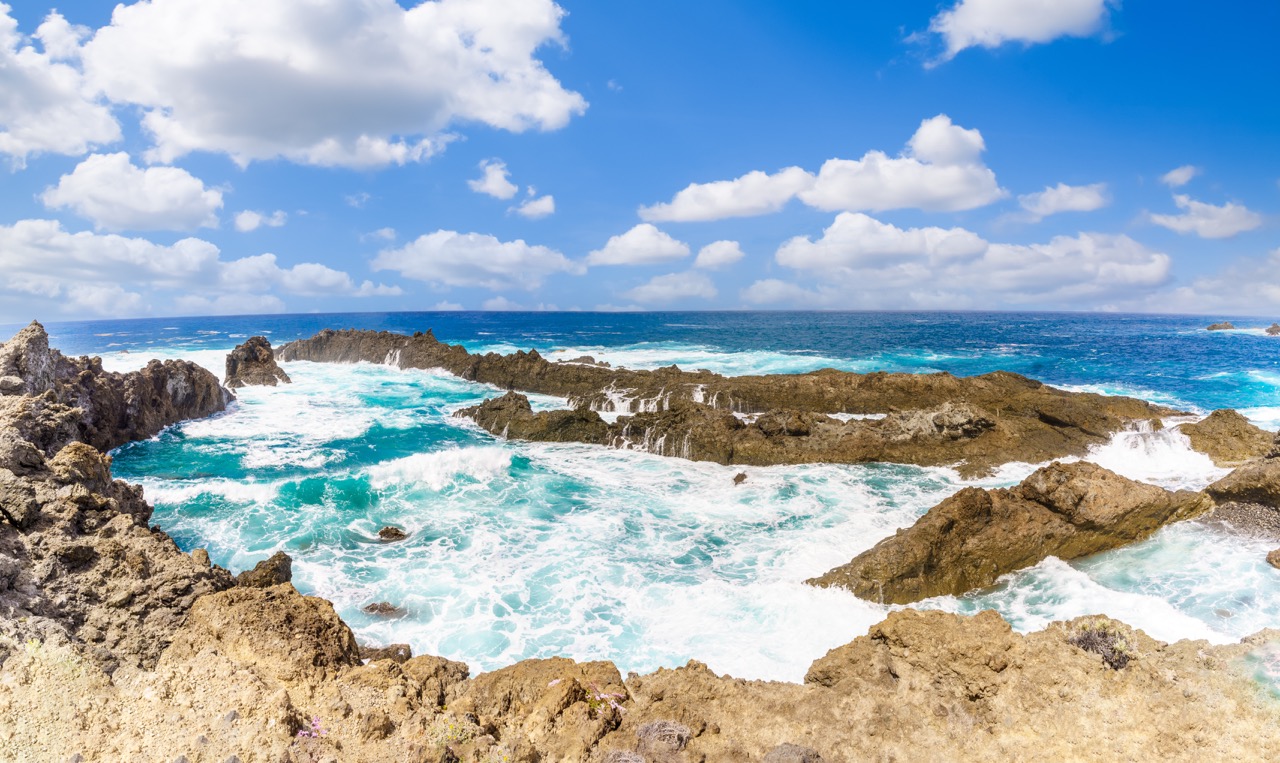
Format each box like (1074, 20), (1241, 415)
(1, 0), (1277, 321)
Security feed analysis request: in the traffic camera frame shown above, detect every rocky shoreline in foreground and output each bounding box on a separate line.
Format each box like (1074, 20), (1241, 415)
(2, 322), (1280, 761)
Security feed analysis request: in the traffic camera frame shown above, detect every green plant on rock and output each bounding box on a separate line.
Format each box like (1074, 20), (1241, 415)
(1068, 618), (1138, 670)
(424, 716), (479, 746)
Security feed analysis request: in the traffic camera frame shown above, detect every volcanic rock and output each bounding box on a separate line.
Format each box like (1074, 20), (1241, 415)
(378, 526), (408, 542)
(1207, 321), (1236, 330)
(235, 551), (292, 588)
(1178, 409), (1275, 466)
(1207, 457), (1280, 508)
(282, 328), (1173, 475)
(809, 461), (1213, 604)
(224, 336), (290, 388)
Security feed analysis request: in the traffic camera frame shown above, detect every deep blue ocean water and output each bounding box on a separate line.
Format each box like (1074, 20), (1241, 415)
(9, 311), (1280, 681)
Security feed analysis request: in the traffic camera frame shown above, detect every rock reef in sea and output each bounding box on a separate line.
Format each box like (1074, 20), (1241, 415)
(225, 335), (291, 388)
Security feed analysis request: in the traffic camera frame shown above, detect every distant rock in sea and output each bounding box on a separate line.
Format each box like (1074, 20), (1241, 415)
(224, 335), (290, 388)
(1267, 323), (1280, 336)
(1206, 321), (1235, 330)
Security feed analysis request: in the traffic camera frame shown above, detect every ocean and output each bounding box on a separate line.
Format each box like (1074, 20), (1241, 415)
(15, 311), (1280, 682)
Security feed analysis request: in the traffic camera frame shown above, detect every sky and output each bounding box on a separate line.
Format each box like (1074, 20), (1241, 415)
(1, 0), (1278, 321)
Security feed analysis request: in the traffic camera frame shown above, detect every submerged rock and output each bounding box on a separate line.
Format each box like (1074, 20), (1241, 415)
(378, 526), (408, 542)
(809, 461), (1213, 604)
(363, 601), (406, 617)
(224, 336), (290, 388)
(235, 551), (292, 588)
(1207, 321), (1236, 330)
(1179, 409), (1275, 466)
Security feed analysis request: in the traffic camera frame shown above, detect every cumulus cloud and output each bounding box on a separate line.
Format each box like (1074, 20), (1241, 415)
(1149, 195), (1262, 239)
(1017, 182), (1108, 222)
(0, 8), (120, 164)
(469, 159), (519, 199)
(234, 210), (288, 233)
(753, 213), (1170, 310)
(639, 167), (813, 222)
(1148, 248), (1280, 315)
(639, 116), (1004, 220)
(623, 272), (717, 304)
(1160, 165), (1200, 188)
(801, 116), (1005, 213)
(40, 153), (223, 231)
(173, 293), (285, 316)
(373, 230), (582, 290)
(80, 0), (587, 168)
(512, 193), (555, 219)
(0, 218), (397, 318)
(694, 240), (745, 270)
(926, 0), (1115, 63)
(587, 224), (690, 266)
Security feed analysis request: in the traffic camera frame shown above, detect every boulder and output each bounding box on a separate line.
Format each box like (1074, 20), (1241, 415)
(236, 551), (293, 587)
(224, 336), (290, 388)
(1269, 549), (1280, 569)
(378, 526), (408, 542)
(403, 654), (470, 707)
(1178, 409), (1274, 466)
(809, 461), (1213, 604)
(1207, 457), (1280, 508)
(1207, 322), (1235, 331)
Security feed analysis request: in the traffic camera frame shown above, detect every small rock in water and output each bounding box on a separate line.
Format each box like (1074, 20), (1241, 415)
(1267, 323), (1280, 336)
(1268, 548), (1280, 569)
(733, 472), (748, 485)
(1215, 609), (1234, 619)
(235, 551), (292, 588)
(1206, 321), (1235, 331)
(378, 526), (408, 542)
(363, 601), (406, 617)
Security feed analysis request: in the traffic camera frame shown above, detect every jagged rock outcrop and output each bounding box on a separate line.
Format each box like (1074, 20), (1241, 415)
(1269, 549), (1280, 569)
(809, 462), (1214, 604)
(1178, 409), (1275, 466)
(235, 551), (293, 588)
(0, 321), (232, 452)
(281, 329), (1173, 475)
(1267, 323), (1280, 336)
(1207, 321), (1235, 330)
(225, 335), (291, 388)
(1206, 456), (1280, 508)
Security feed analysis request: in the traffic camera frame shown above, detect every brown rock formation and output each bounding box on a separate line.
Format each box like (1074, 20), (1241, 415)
(1269, 549), (1280, 569)
(809, 462), (1213, 604)
(1267, 323), (1280, 336)
(280, 328), (1173, 475)
(235, 550), (293, 588)
(1207, 456), (1280, 508)
(1178, 409), (1275, 466)
(225, 335), (291, 388)
(1207, 321), (1236, 330)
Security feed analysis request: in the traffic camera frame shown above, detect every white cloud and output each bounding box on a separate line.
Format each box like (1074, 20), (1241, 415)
(373, 230), (582, 290)
(1149, 195), (1262, 239)
(482, 296), (523, 311)
(927, 0), (1114, 63)
(1147, 248), (1280, 315)
(1160, 165), (1200, 188)
(174, 293), (285, 316)
(1017, 182), (1108, 222)
(80, 0), (587, 168)
(694, 240), (745, 270)
(756, 213), (1170, 310)
(432, 301), (464, 311)
(512, 193), (555, 219)
(777, 213), (987, 271)
(40, 153), (223, 231)
(800, 116), (1005, 213)
(234, 209), (288, 233)
(362, 227), (397, 242)
(345, 192), (372, 209)
(639, 167), (814, 222)
(0, 218), (397, 318)
(623, 272), (717, 304)
(0, 8), (120, 164)
(742, 279), (822, 306)
(469, 159), (519, 199)
(587, 224), (690, 266)
(639, 116), (1004, 220)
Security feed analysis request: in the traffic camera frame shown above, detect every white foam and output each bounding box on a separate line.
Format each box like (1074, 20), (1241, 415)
(141, 477), (280, 506)
(1082, 420), (1228, 490)
(368, 447), (512, 491)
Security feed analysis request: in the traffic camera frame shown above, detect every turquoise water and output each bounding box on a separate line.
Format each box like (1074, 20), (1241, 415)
(33, 311), (1279, 681)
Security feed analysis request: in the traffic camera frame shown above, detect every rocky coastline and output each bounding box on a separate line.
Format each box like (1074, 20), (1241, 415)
(3, 323), (1280, 761)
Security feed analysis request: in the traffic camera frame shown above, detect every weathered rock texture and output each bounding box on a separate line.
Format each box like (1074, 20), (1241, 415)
(1207, 321), (1235, 330)
(4, 326), (1280, 762)
(809, 462), (1214, 604)
(276, 329), (1176, 476)
(1207, 455), (1280, 508)
(224, 335), (290, 388)
(1177, 409), (1275, 466)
